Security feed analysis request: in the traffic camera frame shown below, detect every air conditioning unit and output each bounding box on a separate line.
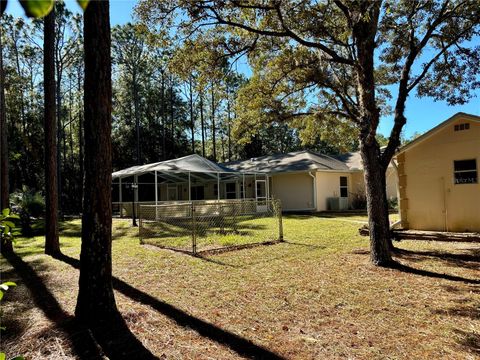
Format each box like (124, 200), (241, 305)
(327, 197), (349, 211)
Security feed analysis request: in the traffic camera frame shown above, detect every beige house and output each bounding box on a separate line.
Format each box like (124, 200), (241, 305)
(226, 151), (398, 212)
(394, 112), (480, 232)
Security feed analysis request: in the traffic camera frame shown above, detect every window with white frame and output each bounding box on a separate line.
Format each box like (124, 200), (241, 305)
(454, 159), (477, 184)
(340, 176), (348, 197)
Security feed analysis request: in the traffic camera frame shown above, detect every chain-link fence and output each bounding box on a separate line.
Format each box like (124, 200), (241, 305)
(139, 199), (283, 254)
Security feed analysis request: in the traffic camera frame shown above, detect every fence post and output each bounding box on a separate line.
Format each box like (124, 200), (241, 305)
(139, 205), (143, 244)
(191, 202), (197, 255)
(277, 200), (284, 242)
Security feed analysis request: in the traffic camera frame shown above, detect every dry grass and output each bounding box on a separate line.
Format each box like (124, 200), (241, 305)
(1, 214), (479, 359)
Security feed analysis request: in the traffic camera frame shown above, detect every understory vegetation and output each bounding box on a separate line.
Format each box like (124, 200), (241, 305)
(1, 215), (478, 359)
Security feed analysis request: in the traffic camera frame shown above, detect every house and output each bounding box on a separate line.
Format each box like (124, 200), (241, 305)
(224, 150), (398, 212)
(394, 112), (480, 232)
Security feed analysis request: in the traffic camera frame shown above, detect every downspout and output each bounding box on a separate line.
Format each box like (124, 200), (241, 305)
(309, 171), (317, 211)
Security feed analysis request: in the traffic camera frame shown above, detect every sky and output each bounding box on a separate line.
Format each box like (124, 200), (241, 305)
(5, 0), (480, 139)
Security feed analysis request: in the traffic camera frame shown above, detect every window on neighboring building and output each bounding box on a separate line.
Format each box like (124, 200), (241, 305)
(191, 185), (204, 200)
(225, 182), (237, 199)
(454, 123), (470, 131)
(454, 159), (477, 184)
(340, 176), (348, 197)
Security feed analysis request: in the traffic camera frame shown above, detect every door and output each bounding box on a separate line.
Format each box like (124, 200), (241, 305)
(255, 180), (267, 212)
(167, 185), (178, 201)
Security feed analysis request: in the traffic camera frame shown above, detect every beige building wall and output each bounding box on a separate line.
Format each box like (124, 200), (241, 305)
(349, 168), (398, 200)
(315, 171), (351, 211)
(271, 172), (315, 211)
(397, 116), (480, 232)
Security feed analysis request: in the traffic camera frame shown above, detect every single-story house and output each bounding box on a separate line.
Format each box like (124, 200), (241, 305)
(224, 150), (398, 212)
(394, 112), (480, 232)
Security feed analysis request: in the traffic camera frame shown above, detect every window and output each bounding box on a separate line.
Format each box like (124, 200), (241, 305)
(454, 159), (477, 184)
(454, 123), (470, 131)
(213, 183), (218, 197)
(225, 182), (237, 199)
(191, 186), (204, 200)
(340, 176), (348, 198)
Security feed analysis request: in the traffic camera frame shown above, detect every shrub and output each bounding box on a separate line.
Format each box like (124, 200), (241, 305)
(350, 192), (367, 210)
(9, 186), (45, 236)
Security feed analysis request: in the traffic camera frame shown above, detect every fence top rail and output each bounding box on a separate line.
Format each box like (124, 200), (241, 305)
(138, 198), (272, 208)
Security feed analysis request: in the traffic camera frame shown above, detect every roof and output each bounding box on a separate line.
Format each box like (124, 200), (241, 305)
(397, 112), (480, 155)
(334, 151), (363, 170)
(223, 150), (350, 173)
(112, 154), (235, 179)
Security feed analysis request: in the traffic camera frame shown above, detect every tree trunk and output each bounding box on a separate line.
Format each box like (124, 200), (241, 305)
(189, 76), (194, 154)
(361, 142), (392, 266)
(211, 86), (216, 161)
(78, 68), (84, 213)
(0, 25), (12, 254)
(133, 70), (140, 165)
(55, 41), (63, 219)
(44, 10), (61, 256)
(353, 3), (392, 266)
(161, 72), (166, 160)
(75, 0), (118, 326)
(0, 24), (8, 212)
(200, 94), (205, 157)
(169, 78), (174, 158)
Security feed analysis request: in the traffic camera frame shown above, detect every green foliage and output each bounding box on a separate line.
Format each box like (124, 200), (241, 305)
(0, 0), (89, 17)
(10, 186), (45, 219)
(0, 208), (20, 242)
(9, 187), (43, 236)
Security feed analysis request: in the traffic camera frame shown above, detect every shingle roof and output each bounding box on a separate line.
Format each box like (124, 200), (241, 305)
(334, 151), (363, 170)
(223, 150), (350, 173)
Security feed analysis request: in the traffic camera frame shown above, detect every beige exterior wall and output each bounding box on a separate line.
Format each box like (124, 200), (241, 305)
(349, 168), (398, 200)
(398, 116), (480, 232)
(315, 171), (351, 211)
(271, 172), (315, 211)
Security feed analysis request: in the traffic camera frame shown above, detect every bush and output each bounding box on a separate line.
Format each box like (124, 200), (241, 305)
(388, 197), (398, 211)
(350, 192), (367, 210)
(9, 186), (45, 236)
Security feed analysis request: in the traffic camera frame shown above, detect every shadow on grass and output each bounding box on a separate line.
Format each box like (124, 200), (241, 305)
(454, 329), (480, 355)
(56, 253), (285, 360)
(394, 248), (480, 271)
(4, 252), (158, 359)
(388, 261), (480, 285)
(2, 252), (103, 359)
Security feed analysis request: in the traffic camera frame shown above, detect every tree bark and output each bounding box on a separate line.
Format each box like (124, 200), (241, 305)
(211, 86), (216, 161)
(0, 24), (8, 212)
(353, 2), (392, 266)
(0, 24), (12, 254)
(75, 0), (118, 326)
(200, 93), (205, 157)
(44, 10), (61, 256)
(189, 76), (194, 153)
(360, 143), (392, 265)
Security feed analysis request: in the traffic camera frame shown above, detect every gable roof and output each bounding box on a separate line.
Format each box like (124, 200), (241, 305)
(223, 150), (350, 173)
(397, 112), (480, 155)
(112, 154), (234, 179)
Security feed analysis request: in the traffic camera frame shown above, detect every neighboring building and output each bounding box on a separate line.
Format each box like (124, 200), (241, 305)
(394, 112), (480, 232)
(225, 150), (398, 212)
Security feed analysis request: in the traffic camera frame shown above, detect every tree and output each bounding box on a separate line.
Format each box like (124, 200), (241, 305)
(0, 19), (8, 213)
(137, 0), (480, 266)
(75, 0), (118, 326)
(43, 7), (60, 256)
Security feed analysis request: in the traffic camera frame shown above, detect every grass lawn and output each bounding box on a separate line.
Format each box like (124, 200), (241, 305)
(1, 214), (479, 359)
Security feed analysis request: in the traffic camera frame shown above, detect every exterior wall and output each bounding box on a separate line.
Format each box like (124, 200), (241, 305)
(349, 168), (398, 200)
(398, 116), (480, 232)
(270, 172), (315, 211)
(315, 171), (352, 211)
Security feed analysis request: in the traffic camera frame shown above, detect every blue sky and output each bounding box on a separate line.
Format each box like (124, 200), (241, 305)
(6, 0), (480, 138)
